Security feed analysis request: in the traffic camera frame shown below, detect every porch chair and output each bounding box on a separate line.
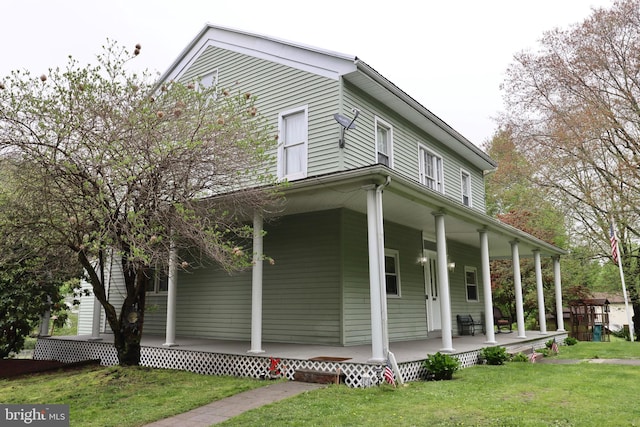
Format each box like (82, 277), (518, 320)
(493, 306), (512, 333)
(457, 314), (483, 336)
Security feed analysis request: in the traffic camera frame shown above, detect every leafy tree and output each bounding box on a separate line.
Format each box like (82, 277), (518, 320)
(484, 129), (568, 326)
(0, 42), (281, 365)
(499, 0), (640, 337)
(0, 171), (81, 357)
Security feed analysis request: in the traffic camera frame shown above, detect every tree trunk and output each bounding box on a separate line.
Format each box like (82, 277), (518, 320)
(114, 261), (147, 366)
(78, 250), (147, 366)
(632, 302), (640, 341)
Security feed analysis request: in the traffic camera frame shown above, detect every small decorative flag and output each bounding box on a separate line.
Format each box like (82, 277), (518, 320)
(551, 339), (559, 354)
(383, 360), (395, 386)
(529, 347), (537, 363)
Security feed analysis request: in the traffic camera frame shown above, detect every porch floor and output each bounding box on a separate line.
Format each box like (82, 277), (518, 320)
(53, 330), (566, 364)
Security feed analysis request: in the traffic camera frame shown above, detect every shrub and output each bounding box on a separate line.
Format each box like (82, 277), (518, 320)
(545, 339), (555, 349)
(511, 352), (529, 363)
(564, 336), (578, 346)
(480, 346), (509, 365)
(423, 352), (460, 381)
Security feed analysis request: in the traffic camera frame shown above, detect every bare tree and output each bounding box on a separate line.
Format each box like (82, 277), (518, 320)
(0, 42), (282, 365)
(499, 0), (640, 336)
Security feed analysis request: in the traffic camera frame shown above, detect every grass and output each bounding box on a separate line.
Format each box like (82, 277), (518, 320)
(3, 338), (640, 426)
(555, 336), (640, 359)
(220, 363), (640, 426)
(0, 366), (266, 426)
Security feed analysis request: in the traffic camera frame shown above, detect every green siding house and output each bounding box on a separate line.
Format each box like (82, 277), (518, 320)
(76, 24), (566, 374)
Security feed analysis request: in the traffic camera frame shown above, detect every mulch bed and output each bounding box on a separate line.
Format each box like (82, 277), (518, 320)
(0, 359), (101, 379)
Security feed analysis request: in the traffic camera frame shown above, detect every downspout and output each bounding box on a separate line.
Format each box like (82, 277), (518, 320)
(376, 175), (402, 384)
(376, 176), (391, 354)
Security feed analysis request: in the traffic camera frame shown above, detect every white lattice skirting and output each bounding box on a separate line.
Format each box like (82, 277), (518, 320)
(34, 335), (564, 388)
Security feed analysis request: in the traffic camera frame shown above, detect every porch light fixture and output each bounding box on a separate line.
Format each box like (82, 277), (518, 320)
(333, 108), (360, 148)
(417, 253), (455, 271)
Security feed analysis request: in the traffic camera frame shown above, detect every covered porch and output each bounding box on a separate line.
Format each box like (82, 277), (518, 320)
(34, 330), (567, 388)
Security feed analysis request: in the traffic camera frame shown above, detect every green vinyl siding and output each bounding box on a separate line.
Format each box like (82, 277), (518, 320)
(341, 83), (487, 213)
(262, 210), (341, 344)
(341, 210), (428, 345)
(178, 45), (343, 179)
(445, 240), (485, 335)
(147, 210), (341, 343)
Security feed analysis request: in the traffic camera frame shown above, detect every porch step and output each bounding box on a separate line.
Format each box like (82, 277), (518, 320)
(294, 368), (345, 385)
(508, 345), (544, 362)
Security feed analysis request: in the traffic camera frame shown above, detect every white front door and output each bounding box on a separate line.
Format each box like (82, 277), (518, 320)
(424, 250), (441, 331)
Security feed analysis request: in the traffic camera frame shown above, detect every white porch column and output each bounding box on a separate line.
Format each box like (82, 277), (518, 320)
(39, 308), (51, 337)
(434, 212), (454, 352)
(163, 242), (178, 347)
(553, 256), (566, 331)
(479, 229), (497, 344)
(511, 240), (526, 338)
(533, 250), (547, 335)
(248, 211), (265, 354)
(366, 186), (385, 362)
(90, 254), (105, 341)
(89, 296), (102, 340)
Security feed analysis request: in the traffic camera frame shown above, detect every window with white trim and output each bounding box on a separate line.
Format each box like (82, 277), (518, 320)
(419, 145), (444, 192)
(465, 267), (479, 302)
(278, 106), (308, 181)
(384, 249), (401, 297)
(145, 267), (168, 294)
(375, 117), (393, 167)
(461, 170), (472, 207)
(199, 70), (219, 89)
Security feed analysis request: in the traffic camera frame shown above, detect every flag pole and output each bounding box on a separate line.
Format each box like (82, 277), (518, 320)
(612, 223), (635, 342)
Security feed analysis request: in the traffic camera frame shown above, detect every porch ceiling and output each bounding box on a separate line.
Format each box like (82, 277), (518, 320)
(277, 166), (566, 259)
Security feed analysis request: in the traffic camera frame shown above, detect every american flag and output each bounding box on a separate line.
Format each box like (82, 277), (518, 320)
(529, 348), (537, 363)
(551, 340), (559, 354)
(610, 224), (619, 264)
(383, 360), (395, 386)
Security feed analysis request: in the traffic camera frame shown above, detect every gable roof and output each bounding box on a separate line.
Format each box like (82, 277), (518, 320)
(159, 23), (497, 172)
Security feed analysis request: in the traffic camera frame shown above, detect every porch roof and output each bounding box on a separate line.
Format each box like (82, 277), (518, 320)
(280, 166), (567, 259)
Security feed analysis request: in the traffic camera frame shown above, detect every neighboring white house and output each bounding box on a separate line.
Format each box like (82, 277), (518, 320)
(592, 292), (635, 332)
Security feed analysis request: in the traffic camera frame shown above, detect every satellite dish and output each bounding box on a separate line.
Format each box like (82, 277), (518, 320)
(334, 113), (357, 130)
(333, 109), (360, 148)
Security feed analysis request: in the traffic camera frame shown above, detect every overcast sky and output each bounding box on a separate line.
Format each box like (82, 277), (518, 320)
(2, 0), (615, 146)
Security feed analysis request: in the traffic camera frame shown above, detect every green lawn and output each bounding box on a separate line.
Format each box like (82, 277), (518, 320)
(2, 338), (639, 426)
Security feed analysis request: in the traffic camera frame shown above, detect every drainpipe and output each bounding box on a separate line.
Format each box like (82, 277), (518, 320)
(376, 176), (391, 355)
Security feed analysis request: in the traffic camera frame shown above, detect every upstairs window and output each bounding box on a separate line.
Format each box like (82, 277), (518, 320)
(199, 70), (219, 89)
(384, 249), (401, 297)
(375, 117), (393, 167)
(419, 146), (443, 192)
(278, 106), (308, 181)
(461, 170), (472, 207)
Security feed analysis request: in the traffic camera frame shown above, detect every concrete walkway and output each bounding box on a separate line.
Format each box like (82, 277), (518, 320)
(144, 381), (325, 426)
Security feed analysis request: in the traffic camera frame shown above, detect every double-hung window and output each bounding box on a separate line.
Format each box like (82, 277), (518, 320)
(375, 117), (393, 167)
(384, 249), (401, 297)
(465, 267), (479, 302)
(145, 267), (168, 294)
(419, 146), (443, 192)
(461, 170), (472, 207)
(278, 106), (308, 181)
